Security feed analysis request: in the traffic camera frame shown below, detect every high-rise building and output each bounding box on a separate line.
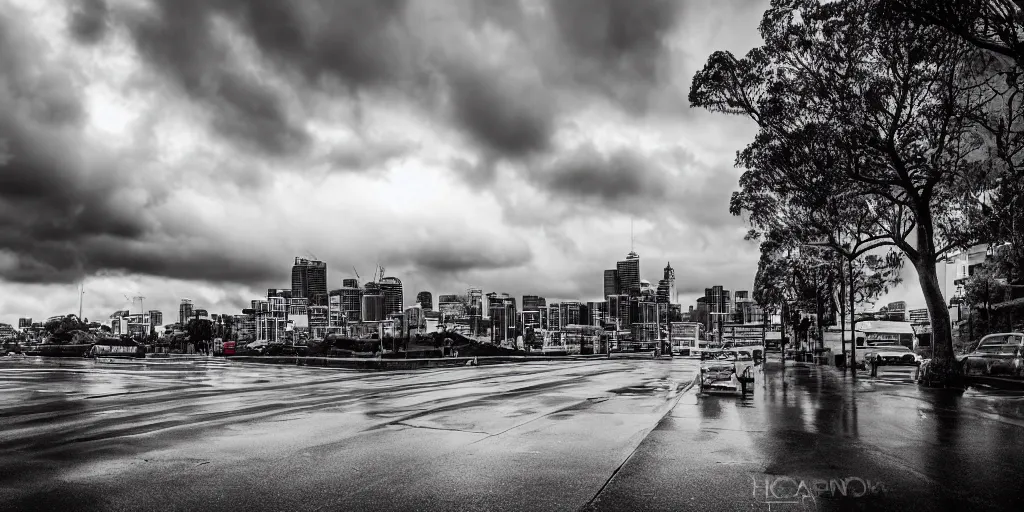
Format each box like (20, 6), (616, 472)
(604, 269), (619, 298)
(308, 306), (329, 339)
(416, 291), (433, 311)
(490, 296), (517, 343)
(291, 257), (328, 306)
(330, 287), (362, 322)
(704, 286), (731, 335)
(547, 302), (562, 331)
(268, 288), (292, 300)
(147, 310), (163, 332)
(616, 251), (641, 296)
(17, 318), (32, 329)
(586, 301), (606, 326)
(438, 294), (467, 319)
(379, 277), (404, 315)
(467, 288), (483, 312)
(663, 262), (676, 303)
(656, 279), (671, 304)
(178, 299), (194, 325)
(361, 293), (385, 322)
(559, 301), (586, 326)
(522, 295), (544, 312)
(343, 278), (359, 289)
(607, 294), (631, 329)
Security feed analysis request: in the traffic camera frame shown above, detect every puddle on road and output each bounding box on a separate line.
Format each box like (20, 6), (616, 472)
(609, 379), (677, 396)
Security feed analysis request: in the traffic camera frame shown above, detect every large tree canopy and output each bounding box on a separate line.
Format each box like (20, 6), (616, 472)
(690, 0), (1010, 382)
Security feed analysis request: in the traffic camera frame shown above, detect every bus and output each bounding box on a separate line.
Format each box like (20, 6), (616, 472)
(669, 322), (703, 356)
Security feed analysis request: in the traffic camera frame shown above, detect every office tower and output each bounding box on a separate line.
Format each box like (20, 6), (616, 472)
(604, 269), (619, 298)
(379, 276), (404, 315)
(704, 286), (731, 335)
(18, 318), (32, 329)
(178, 299), (193, 325)
(663, 262), (676, 303)
(267, 288), (292, 299)
(616, 251), (641, 296)
(490, 296), (517, 343)
(361, 293), (385, 322)
(291, 257), (328, 306)
(656, 279), (670, 304)
(438, 294), (468, 319)
(586, 301), (606, 326)
(522, 295), (544, 312)
(343, 278), (359, 289)
(467, 288), (483, 311)
(331, 287), (362, 322)
(416, 291), (433, 311)
(547, 303), (561, 331)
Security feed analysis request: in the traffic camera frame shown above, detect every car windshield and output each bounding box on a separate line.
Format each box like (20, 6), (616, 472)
(976, 335), (1023, 353)
(875, 346), (910, 352)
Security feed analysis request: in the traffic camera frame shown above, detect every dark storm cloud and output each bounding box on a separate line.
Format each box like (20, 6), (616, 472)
(533, 145), (672, 203)
(0, 13), (282, 286)
(326, 139), (418, 173)
(124, 0), (309, 156)
(547, 0), (681, 109)
(67, 0), (109, 44)
(446, 62), (555, 158)
(223, 0), (410, 87)
(393, 239), (532, 275)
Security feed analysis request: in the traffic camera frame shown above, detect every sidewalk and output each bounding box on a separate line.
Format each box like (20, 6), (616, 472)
(586, 353), (1024, 511)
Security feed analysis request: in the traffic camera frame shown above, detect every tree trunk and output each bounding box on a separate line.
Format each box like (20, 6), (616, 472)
(914, 258), (955, 383)
(839, 260), (847, 368)
(849, 257), (857, 371)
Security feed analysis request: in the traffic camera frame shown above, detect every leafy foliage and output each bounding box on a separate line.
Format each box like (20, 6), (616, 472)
(689, 0), (1017, 381)
(186, 319), (214, 343)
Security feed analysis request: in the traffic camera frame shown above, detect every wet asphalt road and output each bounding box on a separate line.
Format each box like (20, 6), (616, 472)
(1, 356), (1023, 511)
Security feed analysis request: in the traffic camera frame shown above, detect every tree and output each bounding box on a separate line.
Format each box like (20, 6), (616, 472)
(691, 0), (999, 384)
(186, 319), (214, 345)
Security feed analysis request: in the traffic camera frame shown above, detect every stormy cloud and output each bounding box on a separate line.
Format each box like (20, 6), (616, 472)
(1, 0), (795, 323)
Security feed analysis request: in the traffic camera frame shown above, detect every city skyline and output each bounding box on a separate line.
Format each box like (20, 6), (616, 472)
(0, 0), (924, 325)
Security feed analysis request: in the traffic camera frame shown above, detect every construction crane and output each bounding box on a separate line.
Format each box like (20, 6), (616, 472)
(352, 266), (360, 281)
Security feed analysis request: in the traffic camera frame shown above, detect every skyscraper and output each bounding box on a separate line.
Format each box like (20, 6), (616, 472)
(603, 269), (619, 298)
(343, 278), (359, 289)
(292, 258), (328, 306)
(522, 295), (544, 312)
(663, 262), (676, 303)
(616, 252), (640, 297)
(178, 299), (193, 325)
(416, 291), (433, 311)
(331, 287), (362, 322)
(379, 277), (404, 315)
(467, 287), (483, 311)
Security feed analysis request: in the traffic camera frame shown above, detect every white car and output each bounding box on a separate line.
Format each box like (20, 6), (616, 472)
(864, 344), (921, 374)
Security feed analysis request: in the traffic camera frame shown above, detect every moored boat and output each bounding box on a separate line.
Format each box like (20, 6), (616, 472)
(89, 337), (145, 359)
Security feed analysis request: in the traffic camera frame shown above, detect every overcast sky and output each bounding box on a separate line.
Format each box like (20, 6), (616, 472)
(0, 0), (924, 325)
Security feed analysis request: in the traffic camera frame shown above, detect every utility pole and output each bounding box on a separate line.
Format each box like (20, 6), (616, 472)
(78, 282), (85, 321)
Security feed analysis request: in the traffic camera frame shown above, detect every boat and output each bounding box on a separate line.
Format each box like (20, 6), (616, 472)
(89, 337), (145, 359)
(37, 343), (94, 357)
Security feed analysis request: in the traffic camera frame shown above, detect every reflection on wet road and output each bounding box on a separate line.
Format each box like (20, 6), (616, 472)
(0, 358), (695, 512)
(590, 359), (1024, 512)
(4, 356), (1024, 511)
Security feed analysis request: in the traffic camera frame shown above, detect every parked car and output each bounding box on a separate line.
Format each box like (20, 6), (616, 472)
(698, 349), (756, 396)
(959, 333), (1024, 380)
(863, 344), (921, 377)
